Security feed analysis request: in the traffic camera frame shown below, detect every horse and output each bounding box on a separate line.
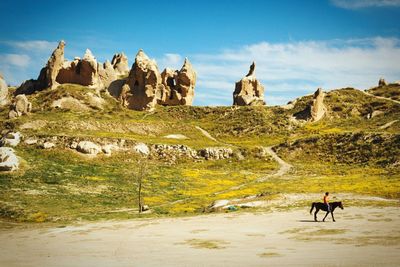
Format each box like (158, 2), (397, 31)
(310, 201), (344, 222)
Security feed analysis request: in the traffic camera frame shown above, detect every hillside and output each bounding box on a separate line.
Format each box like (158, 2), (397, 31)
(0, 83), (399, 223)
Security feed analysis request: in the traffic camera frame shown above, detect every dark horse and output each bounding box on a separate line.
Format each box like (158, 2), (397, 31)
(310, 201), (344, 222)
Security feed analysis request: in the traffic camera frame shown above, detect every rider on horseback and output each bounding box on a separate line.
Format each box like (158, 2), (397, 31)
(324, 192), (330, 212)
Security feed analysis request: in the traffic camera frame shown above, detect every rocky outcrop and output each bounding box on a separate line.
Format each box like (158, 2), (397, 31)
(124, 50), (164, 111)
(56, 49), (102, 88)
(310, 88), (326, 122)
(233, 62), (265, 106)
(8, 94), (32, 118)
(16, 41), (65, 95)
(293, 88), (326, 122)
(16, 41), (125, 94)
(198, 147), (233, 160)
(0, 73), (8, 106)
(111, 53), (129, 76)
(378, 78), (387, 86)
(0, 147), (19, 171)
(159, 58), (196, 106)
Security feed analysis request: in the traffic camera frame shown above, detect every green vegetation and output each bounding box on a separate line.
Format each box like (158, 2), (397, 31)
(366, 83), (400, 101)
(179, 239), (229, 249)
(0, 84), (399, 224)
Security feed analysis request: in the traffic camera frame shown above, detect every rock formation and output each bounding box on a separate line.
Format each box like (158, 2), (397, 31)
(293, 88), (327, 122)
(378, 78), (387, 86)
(123, 49), (164, 111)
(159, 58), (196, 106)
(16, 41), (65, 95)
(111, 53), (129, 76)
(309, 88), (326, 122)
(233, 62), (265, 106)
(16, 41), (124, 94)
(56, 49), (102, 88)
(0, 73), (8, 106)
(8, 94), (32, 118)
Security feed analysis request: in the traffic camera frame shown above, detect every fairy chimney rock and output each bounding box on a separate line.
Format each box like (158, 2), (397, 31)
(310, 88), (326, 122)
(124, 49), (163, 111)
(233, 62), (265, 106)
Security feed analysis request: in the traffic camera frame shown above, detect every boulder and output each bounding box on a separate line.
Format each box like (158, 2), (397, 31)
(111, 53), (129, 76)
(310, 88), (326, 122)
(378, 78), (387, 87)
(124, 49), (164, 111)
(0, 73), (9, 106)
(159, 58), (197, 106)
(76, 141), (101, 155)
(133, 143), (150, 156)
(0, 147), (19, 171)
(40, 142), (56, 149)
(233, 62), (265, 106)
(24, 138), (38, 145)
(15, 40), (65, 94)
(0, 132), (22, 147)
(8, 95), (32, 118)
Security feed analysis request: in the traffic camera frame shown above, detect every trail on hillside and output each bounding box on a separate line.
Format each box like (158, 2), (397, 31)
(195, 126), (219, 143)
(361, 90), (400, 105)
(212, 146), (292, 195)
(257, 147), (293, 181)
(155, 130), (293, 208)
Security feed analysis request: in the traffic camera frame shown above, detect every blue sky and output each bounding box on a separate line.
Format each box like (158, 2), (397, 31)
(1, 0), (400, 105)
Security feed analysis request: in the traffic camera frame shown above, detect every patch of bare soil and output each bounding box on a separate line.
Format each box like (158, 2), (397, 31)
(0, 207), (399, 266)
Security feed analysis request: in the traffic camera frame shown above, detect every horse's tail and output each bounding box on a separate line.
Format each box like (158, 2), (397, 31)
(310, 202), (315, 214)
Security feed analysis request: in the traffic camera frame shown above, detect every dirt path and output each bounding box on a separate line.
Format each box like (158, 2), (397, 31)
(362, 90), (400, 105)
(195, 126), (218, 142)
(259, 146), (292, 180)
(1, 207), (399, 267)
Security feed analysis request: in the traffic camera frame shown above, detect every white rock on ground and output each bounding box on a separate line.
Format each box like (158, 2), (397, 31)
(0, 147), (19, 171)
(76, 141), (101, 155)
(133, 143), (150, 155)
(41, 142), (56, 149)
(210, 199), (230, 209)
(24, 138), (38, 145)
(163, 134), (189, 140)
(1, 132), (22, 147)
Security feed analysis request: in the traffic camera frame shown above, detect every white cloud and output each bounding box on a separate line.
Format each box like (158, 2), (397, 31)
(331, 0), (400, 9)
(8, 40), (58, 51)
(190, 37), (400, 106)
(157, 53), (183, 71)
(0, 54), (30, 67)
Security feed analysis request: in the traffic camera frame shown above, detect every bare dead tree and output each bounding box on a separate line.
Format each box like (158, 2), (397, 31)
(136, 160), (147, 213)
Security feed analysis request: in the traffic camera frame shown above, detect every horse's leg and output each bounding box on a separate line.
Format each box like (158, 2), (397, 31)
(314, 209), (319, 222)
(331, 212), (335, 222)
(322, 211), (329, 222)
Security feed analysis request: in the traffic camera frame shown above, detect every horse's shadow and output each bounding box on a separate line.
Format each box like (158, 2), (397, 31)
(298, 220), (318, 223)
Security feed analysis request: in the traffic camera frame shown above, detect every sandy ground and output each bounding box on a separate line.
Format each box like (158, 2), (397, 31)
(0, 207), (399, 267)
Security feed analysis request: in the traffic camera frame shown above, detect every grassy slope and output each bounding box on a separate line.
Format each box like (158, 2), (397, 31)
(366, 83), (400, 101)
(0, 84), (399, 223)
